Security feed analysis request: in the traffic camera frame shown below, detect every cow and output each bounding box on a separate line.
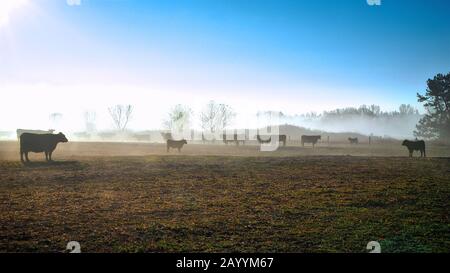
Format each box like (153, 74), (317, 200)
(402, 140), (426, 157)
(301, 135), (321, 148)
(348, 137), (359, 144)
(16, 129), (55, 140)
(167, 139), (187, 152)
(20, 132), (68, 163)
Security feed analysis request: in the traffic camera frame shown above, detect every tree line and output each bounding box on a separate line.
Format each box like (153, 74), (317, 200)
(49, 72), (449, 142)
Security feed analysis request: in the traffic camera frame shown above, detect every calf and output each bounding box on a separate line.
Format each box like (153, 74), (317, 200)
(402, 140), (426, 157)
(348, 137), (359, 144)
(20, 132), (68, 163)
(167, 139), (187, 152)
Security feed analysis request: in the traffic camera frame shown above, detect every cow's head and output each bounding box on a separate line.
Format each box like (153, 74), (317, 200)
(401, 140), (408, 146)
(182, 139), (188, 144)
(57, 132), (69, 143)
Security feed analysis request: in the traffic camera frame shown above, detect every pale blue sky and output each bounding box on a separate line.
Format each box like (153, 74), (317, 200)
(0, 0), (449, 131)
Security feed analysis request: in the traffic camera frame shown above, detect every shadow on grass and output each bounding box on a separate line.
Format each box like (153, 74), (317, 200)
(22, 160), (81, 168)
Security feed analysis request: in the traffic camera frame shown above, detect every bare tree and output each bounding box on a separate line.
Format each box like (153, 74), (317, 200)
(200, 101), (218, 133)
(49, 112), (63, 129)
(84, 111), (97, 133)
(108, 105), (133, 131)
(200, 101), (235, 133)
(217, 103), (236, 131)
(163, 104), (193, 132)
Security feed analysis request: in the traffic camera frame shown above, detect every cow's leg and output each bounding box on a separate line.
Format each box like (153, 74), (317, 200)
(409, 150), (413, 157)
(49, 152), (53, 161)
(421, 149), (426, 158)
(25, 152), (30, 162)
(45, 151), (48, 161)
(423, 149), (426, 158)
(20, 150), (24, 163)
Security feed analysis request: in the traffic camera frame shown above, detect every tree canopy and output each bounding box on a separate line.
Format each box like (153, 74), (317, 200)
(414, 72), (450, 140)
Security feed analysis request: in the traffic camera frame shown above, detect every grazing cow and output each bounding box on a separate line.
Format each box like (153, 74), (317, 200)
(20, 132), (68, 163)
(16, 129), (55, 140)
(167, 139), (187, 152)
(301, 135), (321, 148)
(348, 137), (359, 144)
(402, 140), (426, 157)
(256, 134), (287, 146)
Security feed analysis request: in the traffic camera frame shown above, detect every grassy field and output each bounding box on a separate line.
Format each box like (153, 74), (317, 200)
(0, 141), (449, 253)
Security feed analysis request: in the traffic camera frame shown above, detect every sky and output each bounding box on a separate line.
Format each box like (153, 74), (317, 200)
(0, 0), (449, 132)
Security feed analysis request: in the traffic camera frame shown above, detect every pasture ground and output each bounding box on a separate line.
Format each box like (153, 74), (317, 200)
(0, 141), (449, 252)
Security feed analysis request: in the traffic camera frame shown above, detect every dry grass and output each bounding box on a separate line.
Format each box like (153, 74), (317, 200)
(0, 141), (449, 252)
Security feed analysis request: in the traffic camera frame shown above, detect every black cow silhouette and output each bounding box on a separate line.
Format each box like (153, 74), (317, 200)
(167, 139), (187, 152)
(301, 135), (321, 148)
(402, 140), (426, 157)
(20, 132), (68, 163)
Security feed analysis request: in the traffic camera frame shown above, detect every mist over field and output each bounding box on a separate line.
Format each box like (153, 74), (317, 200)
(281, 108), (422, 139)
(0, 0), (449, 255)
(0, 93), (423, 141)
(0, 112), (421, 141)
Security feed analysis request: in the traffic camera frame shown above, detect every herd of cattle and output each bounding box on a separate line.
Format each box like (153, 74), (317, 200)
(15, 128), (427, 163)
(220, 133), (320, 147)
